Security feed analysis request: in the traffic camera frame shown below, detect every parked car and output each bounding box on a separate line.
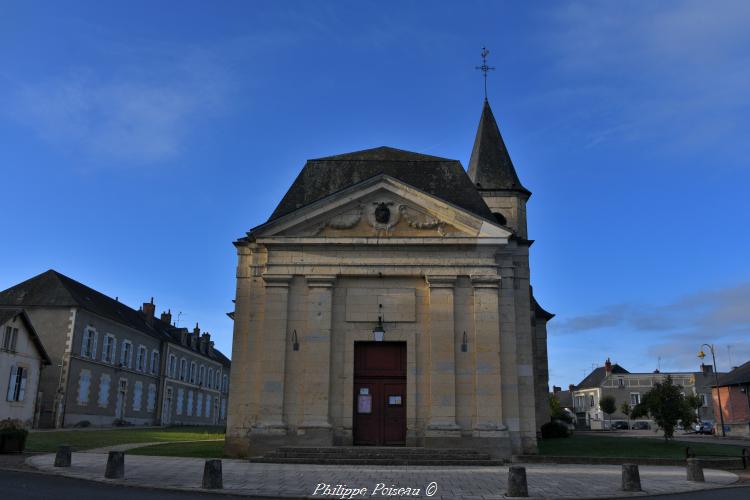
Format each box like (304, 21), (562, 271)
(612, 421), (629, 430)
(693, 421), (715, 434)
(631, 421), (651, 430)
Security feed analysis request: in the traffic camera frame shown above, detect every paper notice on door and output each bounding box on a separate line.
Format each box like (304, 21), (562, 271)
(357, 394), (372, 414)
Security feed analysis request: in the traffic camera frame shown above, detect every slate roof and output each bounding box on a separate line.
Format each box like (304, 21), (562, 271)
(467, 100), (530, 196)
(553, 390), (573, 408)
(574, 364), (630, 390)
(267, 146), (494, 222)
(0, 270), (230, 365)
(716, 360), (750, 387)
(0, 308), (51, 364)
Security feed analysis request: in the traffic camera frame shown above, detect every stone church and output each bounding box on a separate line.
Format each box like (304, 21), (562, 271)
(225, 98), (553, 459)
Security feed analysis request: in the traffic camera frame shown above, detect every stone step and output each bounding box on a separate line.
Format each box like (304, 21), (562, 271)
(264, 451), (494, 460)
(274, 446), (487, 456)
(250, 457), (505, 466)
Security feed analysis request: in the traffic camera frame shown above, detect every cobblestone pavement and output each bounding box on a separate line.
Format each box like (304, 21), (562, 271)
(27, 453), (739, 499)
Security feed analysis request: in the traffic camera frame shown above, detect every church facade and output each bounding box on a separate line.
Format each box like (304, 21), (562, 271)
(225, 99), (553, 458)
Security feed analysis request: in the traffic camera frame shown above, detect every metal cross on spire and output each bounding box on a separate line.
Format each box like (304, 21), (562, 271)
(475, 46), (495, 101)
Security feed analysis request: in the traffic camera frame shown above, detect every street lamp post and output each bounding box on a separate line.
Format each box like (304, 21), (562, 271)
(698, 344), (726, 437)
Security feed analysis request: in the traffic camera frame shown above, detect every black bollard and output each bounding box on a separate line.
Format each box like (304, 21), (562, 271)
(104, 451), (125, 479)
(686, 458), (704, 482)
(507, 465), (529, 497)
(621, 464), (642, 492)
(54, 445), (72, 467)
(202, 459), (223, 489)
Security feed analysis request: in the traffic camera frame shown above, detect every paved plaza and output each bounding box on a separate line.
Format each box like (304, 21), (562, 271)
(27, 452), (739, 499)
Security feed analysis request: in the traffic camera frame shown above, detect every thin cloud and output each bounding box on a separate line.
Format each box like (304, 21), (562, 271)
(9, 48), (232, 165)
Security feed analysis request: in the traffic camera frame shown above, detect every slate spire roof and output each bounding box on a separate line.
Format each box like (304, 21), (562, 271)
(267, 146), (494, 222)
(467, 100), (530, 196)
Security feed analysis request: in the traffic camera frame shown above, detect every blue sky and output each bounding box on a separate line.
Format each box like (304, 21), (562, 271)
(2, 1), (749, 388)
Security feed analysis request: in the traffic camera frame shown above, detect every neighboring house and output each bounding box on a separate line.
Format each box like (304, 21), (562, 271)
(0, 308), (51, 426)
(0, 270), (230, 428)
(712, 360), (750, 436)
(570, 358), (717, 429)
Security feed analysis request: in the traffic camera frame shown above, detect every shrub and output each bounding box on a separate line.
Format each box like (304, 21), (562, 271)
(541, 420), (570, 439)
(0, 419), (29, 453)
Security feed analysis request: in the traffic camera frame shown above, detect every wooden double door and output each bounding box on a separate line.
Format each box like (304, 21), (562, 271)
(353, 342), (406, 446)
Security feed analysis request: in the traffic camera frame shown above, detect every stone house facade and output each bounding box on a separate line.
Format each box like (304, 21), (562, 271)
(0, 309), (50, 426)
(0, 270), (230, 428)
(571, 359), (718, 429)
(225, 99), (553, 459)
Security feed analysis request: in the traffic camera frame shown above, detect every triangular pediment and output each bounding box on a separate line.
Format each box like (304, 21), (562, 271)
(250, 176), (511, 243)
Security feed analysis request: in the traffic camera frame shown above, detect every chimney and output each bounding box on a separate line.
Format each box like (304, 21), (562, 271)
(191, 323), (199, 350)
(604, 357), (613, 375)
(701, 363), (713, 374)
(142, 297), (156, 319)
(179, 328), (188, 346)
(552, 386), (561, 393)
(199, 333), (208, 354)
(568, 384), (575, 392)
(208, 340), (214, 356)
(160, 309), (172, 325)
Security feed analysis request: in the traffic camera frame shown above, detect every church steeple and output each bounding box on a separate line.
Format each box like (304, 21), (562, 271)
(468, 99), (531, 238)
(467, 99), (530, 195)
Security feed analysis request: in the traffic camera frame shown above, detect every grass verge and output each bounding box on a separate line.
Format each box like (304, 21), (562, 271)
(128, 440), (226, 458)
(26, 426), (225, 452)
(538, 434), (745, 459)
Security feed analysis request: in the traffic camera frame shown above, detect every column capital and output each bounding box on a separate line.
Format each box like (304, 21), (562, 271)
(471, 275), (501, 289)
(262, 274), (293, 288)
(305, 275), (337, 289)
(426, 275), (457, 288)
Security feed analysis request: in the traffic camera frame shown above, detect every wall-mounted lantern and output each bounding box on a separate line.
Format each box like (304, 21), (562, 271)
(291, 329), (299, 351)
(372, 317), (385, 342)
(461, 331), (468, 352)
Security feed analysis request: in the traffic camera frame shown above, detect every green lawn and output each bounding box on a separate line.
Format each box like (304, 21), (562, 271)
(538, 435), (745, 459)
(128, 440), (227, 458)
(26, 426), (225, 453)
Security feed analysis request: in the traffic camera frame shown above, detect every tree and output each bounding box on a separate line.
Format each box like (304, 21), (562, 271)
(631, 376), (701, 440)
(599, 395), (617, 430)
(549, 394), (573, 424)
(620, 402), (632, 430)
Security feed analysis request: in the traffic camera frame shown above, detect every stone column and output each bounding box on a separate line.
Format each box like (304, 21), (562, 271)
(472, 275), (504, 435)
(426, 276), (460, 436)
(499, 262), (521, 449)
(300, 275), (336, 434)
(255, 274), (292, 431)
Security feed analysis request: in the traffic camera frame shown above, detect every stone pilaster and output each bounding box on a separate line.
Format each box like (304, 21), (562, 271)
(471, 275), (505, 435)
(300, 275), (336, 431)
(254, 274), (292, 432)
(499, 261), (521, 451)
(426, 276), (460, 436)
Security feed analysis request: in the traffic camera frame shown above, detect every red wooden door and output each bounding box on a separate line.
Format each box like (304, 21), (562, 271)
(353, 342), (406, 446)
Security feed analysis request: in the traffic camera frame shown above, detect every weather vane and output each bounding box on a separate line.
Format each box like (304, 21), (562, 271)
(475, 46), (495, 101)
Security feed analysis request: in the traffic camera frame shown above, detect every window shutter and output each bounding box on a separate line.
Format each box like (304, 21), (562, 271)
(10, 329), (18, 351)
(92, 332), (98, 358)
(6, 366), (17, 401)
(18, 367), (27, 401)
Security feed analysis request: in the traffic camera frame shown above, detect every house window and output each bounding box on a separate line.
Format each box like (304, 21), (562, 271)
(98, 374), (111, 408)
(150, 351), (160, 375)
(120, 341), (133, 368)
(220, 398), (226, 419)
(136, 345), (147, 372)
(77, 369), (91, 405)
(618, 378), (625, 387)
(6, 366), (27, 401)
(215, 370), (221, 389)
(179, 358), (187, 381)
(2, 326), (19, 352)
(589, 395), (595, 408)
(82, 327), (97, 358)
(176, 388), (184, 415)
(630, 393), (641, 405)
(206, 395), (211, 417)
(147, 383), (156, 412)
(169, 355), (177, 378)
(189, 362), (197, 384)
(207, 368), (214, 389)
(101, 334), (116, 363)
(199, 365), (205, 386)
(222, 374), (228, 393)
(196, 393), (203, 417)
(699, 393), (708, 407)
(187, 390), (194, 416)
(133, 381), (143, 411)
